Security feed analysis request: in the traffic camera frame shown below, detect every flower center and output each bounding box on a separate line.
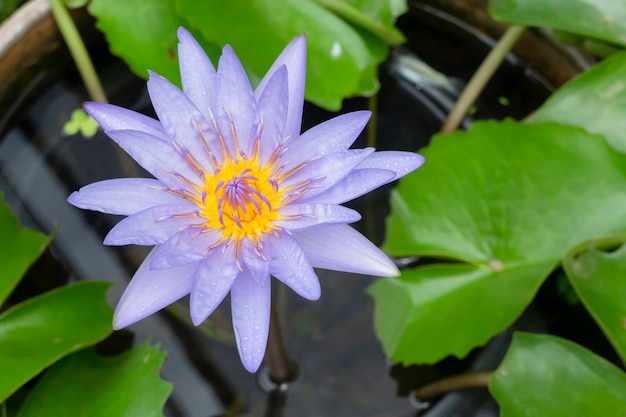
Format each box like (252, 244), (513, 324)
(199, 158), (283, 243)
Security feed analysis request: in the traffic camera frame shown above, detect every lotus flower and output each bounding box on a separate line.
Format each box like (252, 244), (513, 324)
(68, 27), (424, 372)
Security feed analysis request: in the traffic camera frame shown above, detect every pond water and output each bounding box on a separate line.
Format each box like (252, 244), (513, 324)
(0, 3), (556, 416)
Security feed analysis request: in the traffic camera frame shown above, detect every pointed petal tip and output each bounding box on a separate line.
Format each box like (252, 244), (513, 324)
(177, 26), (191, 40)
(242, 357), (262, 373)
(66, 191), (79, 206)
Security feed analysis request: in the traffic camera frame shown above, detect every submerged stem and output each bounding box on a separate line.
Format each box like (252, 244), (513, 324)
(415, 372), (492, 400)
(267, 302), (293, 383)
(440, 26), (526, 134)
(49, 0), (107, 103)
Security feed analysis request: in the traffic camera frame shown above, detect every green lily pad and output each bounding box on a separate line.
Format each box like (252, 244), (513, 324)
(0, 282), (113, 402)
(490, 333), (626, 417)
(17, 343), (171, 417)
(563, 241), (626, 363)
(489, 0), (626, 48)
(368, 261), (553, 364)
(372, 120), (626, 364)
(532, 50), (626, 153)
(88, 0), (187, 86)
(176, 0), (395, 110)
(0, 194), (49, 306)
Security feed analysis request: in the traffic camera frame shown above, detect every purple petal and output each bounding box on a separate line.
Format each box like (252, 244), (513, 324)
(282, 111), (371, 167)
(113, 248), (197, 329)
(190, 246), (239, 325)
(255, 35), (306, 139)
(357, 151), (425, 180)
(104, 204), (201, 246)
(294, 224), (399, 277)
(301, 168), (396, 204)
(177, 27), (217, 121)
(147, 71), (216, 170)
(215, 45), (256, 156)
(231, 270), (271, 373)
(67, 178), (183, 215)
(241, 239), (271, 285)
(84, 102), (167, 140)
(105, 129), (200, 189)
(275, 203), (361, 231)
(282, 148), (375, 199)
(150, 227), (222, 270)
(270, 233), (320, 300)
(256, 65), (288, 161)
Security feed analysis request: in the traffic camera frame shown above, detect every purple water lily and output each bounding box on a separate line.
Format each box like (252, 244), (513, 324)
(68, 27), (424, 372)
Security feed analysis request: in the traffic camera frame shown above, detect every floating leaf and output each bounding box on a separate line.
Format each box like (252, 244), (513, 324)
(0, 194), (49, 306)
(0, 282), (113, 402)
(88, 0), (186, 85)
(532, 50), (626, 153)
(563, 241), (626, 363)
(372, 120), (626, 364)
(489, 0), (626, 47)
(490, 333), (626, 417)
(17, 343), (171, 417)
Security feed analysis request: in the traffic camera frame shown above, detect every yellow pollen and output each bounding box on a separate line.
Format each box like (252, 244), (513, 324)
(198, 158), (284, 243)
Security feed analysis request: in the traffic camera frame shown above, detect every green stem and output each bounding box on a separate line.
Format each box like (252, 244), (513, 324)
(441, 26), (526, 134)
(415, 372), (492, 400)
(312, 0), (405, 46)
(267, 302), (293, 383)
(49, 0), (107, 103)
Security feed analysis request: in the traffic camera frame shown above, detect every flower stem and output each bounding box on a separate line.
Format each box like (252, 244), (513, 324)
(414, 372), (492, 400)
(312, 0), (405, 45)
(440, 26), (525, 134)
(267, 302), (292, 383)
(49, 0), (108, 103)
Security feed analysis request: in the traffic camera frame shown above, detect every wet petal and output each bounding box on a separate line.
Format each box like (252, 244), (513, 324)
(256, 35), (306, 139)
(215, 45), (256, 155)
(178, 27), (217, 121)
(67, 178), (183, 215)
(294, 224), (399, 277)
(282, 111), (371, 167)
(104, 204), (201, 246)
(241, 239), (271, 285)
(357, 151), (425, 180)
(275, 203), (361, 231)
(256, 65), (288, 161)
(113, 248), (197, 329)
(150, 227), (222, 269)
(270, 233), (320, 300)
(147, 71), (215, 169)
(301, 168), (396, 205)
(190, 247), (239, 325)
(231, 271), (271, 373)
(106, 129), (201, 189)
(84, 102), (167, 140)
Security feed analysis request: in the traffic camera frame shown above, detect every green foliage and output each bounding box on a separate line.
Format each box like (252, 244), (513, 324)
(0, 282), (113, 402)
(372, 120), (626, 364)
(63, 108), (99, 137)
(532, 50), (626, 153)
(87, 0), (406, 110)
(564, 241), (626, 364)
(489, 333), (626, 417)
(17, 343), (172, 417)
(489, 0), (626, 47)
(0, 195), (50, 305)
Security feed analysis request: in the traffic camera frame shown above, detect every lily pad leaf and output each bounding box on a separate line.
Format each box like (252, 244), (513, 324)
(0, 194), (49, 306)
(490, 333), (626, 417)
(563, 241), (626, 364)
(489, 0), (626, 48)
(375, 120), (626, 364)
(17, 343), (171, 417)
(88, 0), (188, 86)
(176, 0), (389, 110)
(0, 281), (113, 402)
(532, 50), (626, 153)
(368, 261), (554, 364)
